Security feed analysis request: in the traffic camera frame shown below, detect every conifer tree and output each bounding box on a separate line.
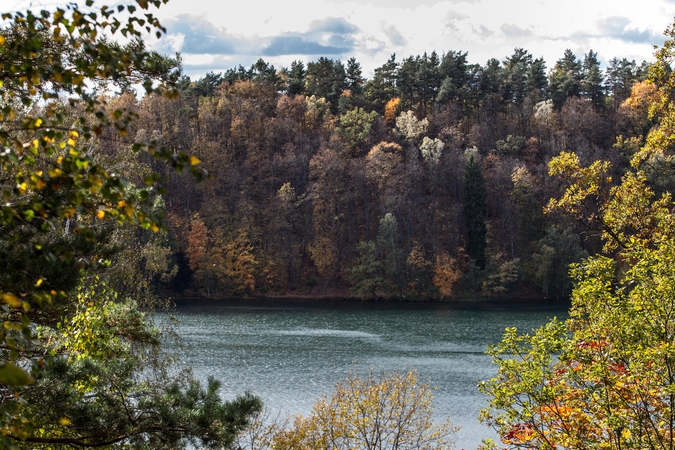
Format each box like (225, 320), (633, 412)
(287, 60), (306, 96)
(463, 154), (487, 269)
(582, 50), (606, 111)
(345, 57), (365, 96)
(549, 49), (583, 109)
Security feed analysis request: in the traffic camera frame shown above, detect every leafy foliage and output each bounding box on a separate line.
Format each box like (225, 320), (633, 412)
(238, 371), (458, 450)
(480, 21), (675, 448)
(0, 1), (261, 447)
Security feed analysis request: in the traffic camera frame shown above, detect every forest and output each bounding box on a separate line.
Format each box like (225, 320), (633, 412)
(138, 46), (653, 301)
(5, 0), (675, 447)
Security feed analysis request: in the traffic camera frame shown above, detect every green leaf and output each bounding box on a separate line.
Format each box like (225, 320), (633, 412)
(0, 362), (34, 386)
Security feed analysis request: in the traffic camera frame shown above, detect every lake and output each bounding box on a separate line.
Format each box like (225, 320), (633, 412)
(167, 298), (566, 449)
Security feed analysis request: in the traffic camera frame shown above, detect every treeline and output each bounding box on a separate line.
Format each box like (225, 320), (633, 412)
(125, 47), (654, 300)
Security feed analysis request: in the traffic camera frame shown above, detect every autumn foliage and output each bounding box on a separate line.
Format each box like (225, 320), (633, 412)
(479, 21), (675, 448)
(236, 371), (458, 450)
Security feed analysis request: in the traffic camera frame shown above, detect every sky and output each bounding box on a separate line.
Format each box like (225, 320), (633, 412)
(9, 0), (675, 79)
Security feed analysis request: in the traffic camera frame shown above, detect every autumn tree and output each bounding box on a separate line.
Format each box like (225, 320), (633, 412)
(0, 1), (261, 447)
(480, 22), (675, 448)
(384, 97), (401, 124)
(432, 253), (461, 298)
(263, 371), (458, 450)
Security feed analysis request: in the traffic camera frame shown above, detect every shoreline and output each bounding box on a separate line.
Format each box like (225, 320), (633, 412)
(169, 293), (572, 311)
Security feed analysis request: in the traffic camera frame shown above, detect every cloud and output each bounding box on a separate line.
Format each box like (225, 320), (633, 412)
(262, 36), (349, 56)
(158, 14), (259, 55)
(303, 17), (359, 53)
(262, 17), (359, 56)
(308, 17), (359, 34)
(596, 16), (663, 44)
(444, 9), (468, 32)
(381, 23), (406, 46)
(181, 55), (247, 77)
(157, 14), (360, 58)
(500, 24), (532, 39)
(475, 24), (494, 38)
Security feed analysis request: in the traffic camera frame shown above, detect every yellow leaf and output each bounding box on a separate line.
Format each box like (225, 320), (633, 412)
(189, 155), (201, 166)
(59, 417), (71, 426)
(0, 36), (5, 46)
(69, 130), (79, 139)
(1, 293), (21, 308)
(97, 210), (105, 219)
(34, 118), (42, 127)
(67, 138), (76, 147)
(35, 278), (43, 287)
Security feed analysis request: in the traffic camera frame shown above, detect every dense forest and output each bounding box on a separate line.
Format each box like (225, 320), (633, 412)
(128, 48), (654, 300)
(7, 0), (675, 447)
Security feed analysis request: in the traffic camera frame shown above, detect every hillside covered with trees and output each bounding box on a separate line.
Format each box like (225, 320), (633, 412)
(6, 0), (675, 447)
(138, 48), (653, 300)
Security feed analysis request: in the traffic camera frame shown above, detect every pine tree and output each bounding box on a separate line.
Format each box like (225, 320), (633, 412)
(364, 54), (398, 113)
(582, 50), (605, 111)
(548, 49), (582, 109)
(286, 60), (306, 96)
(345, 57), (365, 96)
(463, 154), (487, 270)
(525, 57), (548, 100)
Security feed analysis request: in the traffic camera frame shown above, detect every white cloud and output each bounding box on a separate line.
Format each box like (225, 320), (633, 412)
(5, 0), (673, 87)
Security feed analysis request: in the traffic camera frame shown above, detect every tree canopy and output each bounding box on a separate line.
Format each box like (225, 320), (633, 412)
(479, 20), (675, 448)
(0, 1), (261, 447)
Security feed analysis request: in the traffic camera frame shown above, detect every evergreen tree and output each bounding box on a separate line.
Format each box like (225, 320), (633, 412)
(0, 1), (262, 446)
(526, 57), (548, 100)
(349, 241), (385, 299)
(582, 50), (605, 111)
(397, 55), (419, 109)
(183, 71), (224, 98)
(605, 57), (637, 109)
(364, 54), (399, 113)
(416, 51), (442, 111)
(437, 50), (473, 107)
(345, 56), (365, 96)
(503, 48), (532, 105)
(249, 58), (281, 89)
(463, 154), (487, 270)
(286, 60), (306, 96)
(377, 213), (405, 295)
(306, 57), (347, 113)
(548, 49), (583, 109)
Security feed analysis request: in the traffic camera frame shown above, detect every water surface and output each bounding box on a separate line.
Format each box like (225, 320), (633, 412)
(168, 299), (566, 449)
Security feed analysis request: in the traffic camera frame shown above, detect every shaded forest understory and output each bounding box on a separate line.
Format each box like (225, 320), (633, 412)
(117, 48), (656, 301)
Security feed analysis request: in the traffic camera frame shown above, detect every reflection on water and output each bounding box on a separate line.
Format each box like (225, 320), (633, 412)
(165, 299), (566, 449)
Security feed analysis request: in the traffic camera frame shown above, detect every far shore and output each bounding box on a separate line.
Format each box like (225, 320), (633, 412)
(168, 292), (571, 311)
